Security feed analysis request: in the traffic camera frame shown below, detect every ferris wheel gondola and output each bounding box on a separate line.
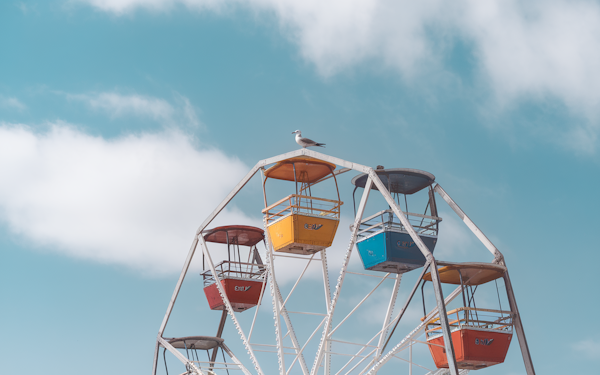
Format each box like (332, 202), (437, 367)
(151, 149), (535, 375)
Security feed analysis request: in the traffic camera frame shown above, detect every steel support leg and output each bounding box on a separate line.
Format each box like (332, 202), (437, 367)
(152, 340), (160, 375)
(433, 184), (504, 263)
(311, 176), (373, 375)
(504, 271), (535, 375)
(321, 249), (333, 375)
(370, 172), (459, 375)
(210, 310), (228, 368)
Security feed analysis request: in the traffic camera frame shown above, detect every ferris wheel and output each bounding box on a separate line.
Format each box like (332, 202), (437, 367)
(151, 149), (536, 375)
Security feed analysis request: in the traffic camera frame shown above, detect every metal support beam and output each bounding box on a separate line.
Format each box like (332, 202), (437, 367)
(504, 271), (535, 375)
(157, 162), (263, 339)
(369, 171), (459, 375)
(377, 274), (402, 356)
(311, 176), (373, 375)
(262, 167), (310, 375)
(210, 310), (228, 368)
(151, 340), (160, 375)
(199, 235), (265, 375)
(263, 213), (287, 375)
(157, 337), (203, 375)
(365, 285), (464, 374)
(360, 262), (430, 375)
(433, 184), (504, 263)
(221, 343), (253, 375)
(321, 249), (333, 375)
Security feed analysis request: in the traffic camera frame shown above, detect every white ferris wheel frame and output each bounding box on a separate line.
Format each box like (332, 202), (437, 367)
(151, 148), (536, 375)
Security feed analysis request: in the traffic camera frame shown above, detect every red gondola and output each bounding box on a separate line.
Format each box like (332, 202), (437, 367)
(201, 225), (267, 312)
(423, 263), (514, 370)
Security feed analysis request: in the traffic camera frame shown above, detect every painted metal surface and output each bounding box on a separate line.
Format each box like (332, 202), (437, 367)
(423, 263), (506, 285)
(198, 235), (265, 375)
(311, 177), (373, 375)
(203, 278), (265, 311)
(264, 156), (337, 183)
(351, 168), (435, 195)
(427, 329), (513, 369)
(152, 148), (533, 375)
(367, 169), (461, 375)
(433, 184), (503, 264)
(267, 213), (340, 254)
(504, 271), (536, 375)
(357, 231), (437, 273)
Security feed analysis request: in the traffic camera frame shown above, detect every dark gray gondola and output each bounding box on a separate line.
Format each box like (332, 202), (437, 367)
(352, 168), (441, 274)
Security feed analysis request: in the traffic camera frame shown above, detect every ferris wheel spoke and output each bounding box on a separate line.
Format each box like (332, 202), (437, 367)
(199, 235), (264, 375)
(376, 274), (402, 355)
(364, 285), (464, 375)
(328, 272), (390, 337)
(263, 219), (287, 375)
(262, 214), (311, 375)
(311, 176), (374, 375)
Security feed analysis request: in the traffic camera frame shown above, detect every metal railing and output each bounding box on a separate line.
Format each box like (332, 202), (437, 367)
(201, 261), (266, 287)
(262, 194), (342, 225)
(190, 360), (244, 373)
(424, 307), (514, 339)
(357, 209), (441, 239)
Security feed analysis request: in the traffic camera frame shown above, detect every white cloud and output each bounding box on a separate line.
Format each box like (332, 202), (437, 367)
(572, 338), (600, 359)
(67, 91), (200, 127)
(433, 211), (475, 260)
(0, 123), (253, 275)
(0, 96), (26, 111)
(77, 0), (600, 152)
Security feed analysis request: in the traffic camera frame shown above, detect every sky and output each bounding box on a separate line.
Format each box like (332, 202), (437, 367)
(1, 0), (599, 374)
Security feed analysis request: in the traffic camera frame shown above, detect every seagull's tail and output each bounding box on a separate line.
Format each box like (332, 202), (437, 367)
(315, 143), (326, 148)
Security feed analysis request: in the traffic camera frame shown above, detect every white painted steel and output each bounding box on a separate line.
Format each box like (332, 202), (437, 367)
(263, 212), (287, 375)
(152, 149), (533, 375)
(221, 343), (253, 375)
(286, 317), (328, 375)
(199, 235), (265, 375)
(311, 177), (373, 375)
(264, 227), (310, 375)
(247, 275), (268, 343)
(328, 273), (390, 337)
(281, 254), (316, 310)
(364, 285), (464, 374)
(504, 271), (536, 375)
(158, 337), (204, 375)
(376, 274), (401, 356)
(369, 171), (460, 375)
(433, 184), (503, 263)
(321, 249), (333, 375)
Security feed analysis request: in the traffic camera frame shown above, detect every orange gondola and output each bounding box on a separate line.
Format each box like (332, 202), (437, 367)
(261, 156), (343, 255)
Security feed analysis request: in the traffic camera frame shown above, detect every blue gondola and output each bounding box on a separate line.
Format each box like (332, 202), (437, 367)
(352, 168), (441, 274)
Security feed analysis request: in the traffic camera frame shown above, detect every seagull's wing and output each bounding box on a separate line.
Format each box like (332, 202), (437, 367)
(301, 137), (319, 145)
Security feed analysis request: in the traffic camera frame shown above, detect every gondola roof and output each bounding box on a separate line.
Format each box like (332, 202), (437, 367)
(203, 225), (264, 246)
(352, 168), (435, 195)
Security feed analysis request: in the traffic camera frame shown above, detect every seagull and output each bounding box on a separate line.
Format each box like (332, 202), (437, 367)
(292, 130), (326, 148)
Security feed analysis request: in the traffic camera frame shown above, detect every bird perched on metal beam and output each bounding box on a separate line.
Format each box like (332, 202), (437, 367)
(292, 130), (326, 148)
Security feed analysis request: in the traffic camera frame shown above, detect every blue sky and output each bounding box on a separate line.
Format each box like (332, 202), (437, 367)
(1, 1), (600, 374)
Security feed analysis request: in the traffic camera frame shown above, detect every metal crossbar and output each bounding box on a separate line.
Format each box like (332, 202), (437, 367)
(200, 260), (266, 286)
(357, 209), (441, 238)
(425, 307), (514, 338)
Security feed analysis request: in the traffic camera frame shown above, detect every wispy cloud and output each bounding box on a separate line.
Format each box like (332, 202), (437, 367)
(572, 338), (600, 359)
(0, 123), (250, 275)
(66, 91), (201, 127)
(76, 0), (600, 153)
(0, 96), (26, 111)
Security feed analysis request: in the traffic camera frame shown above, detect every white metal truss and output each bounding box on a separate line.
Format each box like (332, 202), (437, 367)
(152, 148), (535, 375)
